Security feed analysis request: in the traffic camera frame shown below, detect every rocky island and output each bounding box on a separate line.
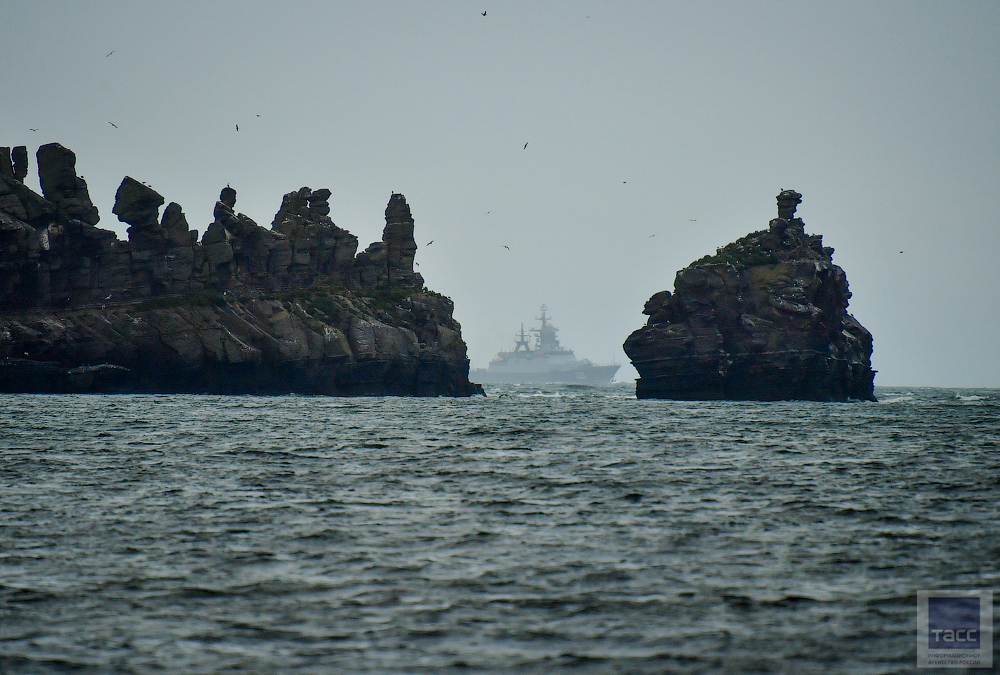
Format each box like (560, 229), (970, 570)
(0, 143), (482, 395)
(624, 190), (876, 401)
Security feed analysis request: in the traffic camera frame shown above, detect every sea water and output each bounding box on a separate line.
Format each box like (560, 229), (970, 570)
(1, 385), (998, 674)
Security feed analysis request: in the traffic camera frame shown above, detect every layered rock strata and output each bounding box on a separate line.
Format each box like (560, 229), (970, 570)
(624, 190), (876, 401)
(0, 143), (480, 395)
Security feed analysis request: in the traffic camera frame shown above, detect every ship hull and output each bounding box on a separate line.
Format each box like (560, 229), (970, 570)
(470, 364), (619, 385)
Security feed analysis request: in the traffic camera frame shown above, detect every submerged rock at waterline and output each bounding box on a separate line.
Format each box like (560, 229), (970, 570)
(0, 143), (481, 395)
(624, 190), (876, 401)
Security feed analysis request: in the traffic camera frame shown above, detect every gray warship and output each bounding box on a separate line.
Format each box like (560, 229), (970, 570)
(471, 306), (620, 384)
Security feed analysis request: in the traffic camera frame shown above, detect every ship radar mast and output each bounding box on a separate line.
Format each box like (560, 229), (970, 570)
(513, 323), (532, 353)
(537, 305), (550, 327)
(532, 304), (570, 354)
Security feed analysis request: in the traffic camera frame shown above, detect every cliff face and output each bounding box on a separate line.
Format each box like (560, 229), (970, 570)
(0, 143), (481, 395)
(624, 190), (876, 401)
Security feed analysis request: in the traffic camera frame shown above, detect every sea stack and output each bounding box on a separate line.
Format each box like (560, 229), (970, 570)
(624, 190), (876, 401)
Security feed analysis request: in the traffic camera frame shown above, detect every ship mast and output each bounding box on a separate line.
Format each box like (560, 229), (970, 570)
(536, 305), (550, 328)
(513, 323), (532, 352)
(532, 304), (566, 353)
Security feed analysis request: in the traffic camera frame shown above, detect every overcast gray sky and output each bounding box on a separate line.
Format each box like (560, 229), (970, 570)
(3, 1), (998, 387)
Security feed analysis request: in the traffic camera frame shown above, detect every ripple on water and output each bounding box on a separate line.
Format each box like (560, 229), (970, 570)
(0, 386), (998, 673)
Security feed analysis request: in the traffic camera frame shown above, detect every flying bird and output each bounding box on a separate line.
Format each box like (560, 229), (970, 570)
(109, 122), (118, 128)
(28, 128), (37, 132)
(481, 10), (487, 16)
(106, 50), (114, 57)
(503, 245), (510, 250)
(484, 211), (490, 215)
(235, 124), (239, 131)
(256, 114), (261, 117)
(426, 240), (434, 246)
(523, 142), (528, 149)
(689, 219), (697, 222)
(649, 234), (656, 238)
(899, 251), (904, 254)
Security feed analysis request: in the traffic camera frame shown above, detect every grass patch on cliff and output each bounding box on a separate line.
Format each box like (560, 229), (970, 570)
(248, 283), (437, 325)
(304, 295), (342, 320)
(692, 231), (781, 269)
(695, 247), (778, 269)
(419, 288), (449, 302)
(367, 288), (412, 306)
(269, 283), (419, 322)
(275, 280), (347, 302)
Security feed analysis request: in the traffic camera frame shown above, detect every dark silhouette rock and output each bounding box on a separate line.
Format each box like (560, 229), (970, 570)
(11, 146), (28, 182)
(0, 147), (13, 180)
(624, 190), (876, 401)
(308, 188), (331, 217)
(776, 188), (802, 221)
(0, 143), (481, 396)
(383, 193), (421, 288)
(161, 202), (194, 246)
(354, 193), (423, 289)
(36, 143), (100, 225)
(113, 177), (165, 228)
(114, 177), (166, 252)
(220, 186), (237, 209)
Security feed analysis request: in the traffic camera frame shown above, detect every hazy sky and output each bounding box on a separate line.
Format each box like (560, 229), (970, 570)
(2, 1), (998, 386)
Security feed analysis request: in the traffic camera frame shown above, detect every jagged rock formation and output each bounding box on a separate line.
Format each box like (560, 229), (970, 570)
(624, 190), (876, 401)
(0, 143), (481, 395)
(37, 143), (101, 225)
(270, 186), (361, 285)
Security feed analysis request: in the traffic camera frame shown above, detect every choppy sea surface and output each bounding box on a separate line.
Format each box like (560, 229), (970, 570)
(1, 385), (998, 674)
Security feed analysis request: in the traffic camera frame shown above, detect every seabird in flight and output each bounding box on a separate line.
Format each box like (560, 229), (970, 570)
(235, 124), (239, 131)
(426, 240), (434, 246)
(481, 10), (487, 16)
(28, 128), (37, 132)
(503, 245), (509, 250)
(106, 50), (114, 57)
(523, 142), (528, 149)
(109, 122), (118, 128)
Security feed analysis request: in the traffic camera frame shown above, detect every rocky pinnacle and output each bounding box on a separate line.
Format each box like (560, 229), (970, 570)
(624, 190), (876, 401)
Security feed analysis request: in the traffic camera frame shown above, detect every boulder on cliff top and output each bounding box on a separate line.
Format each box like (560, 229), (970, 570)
(36, 143), (100, 225)
(113, 176), (165, 228)
(623, 190), (876, 402)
